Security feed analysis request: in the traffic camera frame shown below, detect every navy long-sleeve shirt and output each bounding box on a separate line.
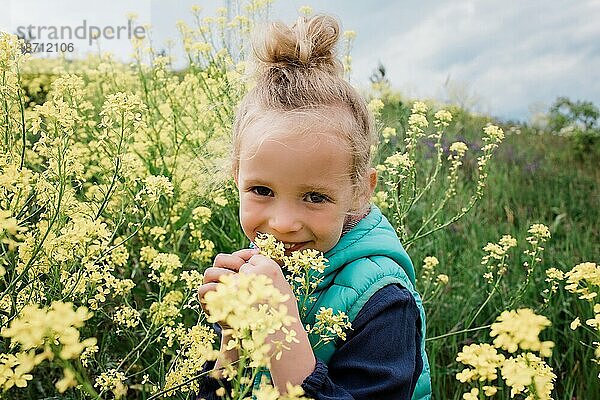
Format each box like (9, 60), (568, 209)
(195, 284), (422, 399)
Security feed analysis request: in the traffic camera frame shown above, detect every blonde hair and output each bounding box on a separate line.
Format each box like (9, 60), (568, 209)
(232, 14), (376, 212)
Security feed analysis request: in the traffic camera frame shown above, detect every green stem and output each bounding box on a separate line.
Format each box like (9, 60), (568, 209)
(426, 324), (491, 341)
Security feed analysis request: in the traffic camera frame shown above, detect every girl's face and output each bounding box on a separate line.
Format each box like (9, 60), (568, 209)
(235, 116), (355, 255)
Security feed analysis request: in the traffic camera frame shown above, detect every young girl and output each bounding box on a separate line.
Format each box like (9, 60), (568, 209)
(197, 14), (431, 400)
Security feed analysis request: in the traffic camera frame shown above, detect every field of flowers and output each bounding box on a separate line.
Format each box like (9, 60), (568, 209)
(1, 3), (598, 400)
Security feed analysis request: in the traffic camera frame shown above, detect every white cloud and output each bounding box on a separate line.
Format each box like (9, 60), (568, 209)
(363, 0), (600, 119)
(2, 0), (599, 120)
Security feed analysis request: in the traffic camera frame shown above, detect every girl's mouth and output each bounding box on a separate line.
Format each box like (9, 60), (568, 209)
(283, 242), (309, 252)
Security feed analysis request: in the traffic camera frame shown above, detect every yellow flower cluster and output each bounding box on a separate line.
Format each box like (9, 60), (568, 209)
(1, 301), (96, 393)
(422, 255), (440, 280)
(180, 269), (204, 290)
(149, 290), (184, 326)
(501, 352), (555, 399)
(282, 248), (327, 315)
(310, 307), (352, 346)
(456, 343), (505, 382)
(490, 309), (554, 356)
(203, 273), (296, 371)
(445, 141), (468, 198)
(433, 109), (453, 128)
(0, 204), (26, 252)
(95, 369), (128, 399)
(148, 252), (183, 286)
(253, 381), (311, 400)
(456, 308), (556, 400)
(187, 206), (216, 263)
(367, 98), (385, 117)
(474, 124), (505, 197)
(481, 234), (517, 284)
(135, 175), (174, 206)
(548, 262), (600, 371)
(449, 141), (468, 155)
(564, 261), (600, 300)
(381, 126), (397, 143)
(255, 231), (286, 260)
(418, 255), (449, 303)
(371, 190), (390, 211)
(523, 224), (551, 272)
(113, 305), (141, 329)
(383, 152), (413, 173)
(163, 324), (219, 395)
(256, 233), (353, 352)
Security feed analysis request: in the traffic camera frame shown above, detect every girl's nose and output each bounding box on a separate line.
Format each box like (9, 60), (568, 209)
(268, 205), (302, 234)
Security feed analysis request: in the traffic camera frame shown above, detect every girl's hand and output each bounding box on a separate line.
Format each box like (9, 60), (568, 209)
(199, 248), (296, 309)
(238, 254), (296, 302)
(198, 248), (314, 390)
(197, 248), (258, 310)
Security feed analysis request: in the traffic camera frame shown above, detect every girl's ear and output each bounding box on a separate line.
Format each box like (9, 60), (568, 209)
(368, 167), (377, 196)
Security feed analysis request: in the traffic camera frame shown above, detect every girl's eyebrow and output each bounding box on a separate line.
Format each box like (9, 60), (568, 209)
(298, 184), (334, 193)
(243, 178), (271, 186)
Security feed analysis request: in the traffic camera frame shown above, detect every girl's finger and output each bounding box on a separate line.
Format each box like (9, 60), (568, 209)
(248, 254), (273, 265)
(213, 253), (246, 271)
(213, 249), (259, 271)
(197, 282), (219, 302)
(231, 248), (259, 260)
(203, 267), (236, 283)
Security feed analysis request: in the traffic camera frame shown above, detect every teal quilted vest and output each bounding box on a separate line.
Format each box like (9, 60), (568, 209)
(253, 206), (432, 400)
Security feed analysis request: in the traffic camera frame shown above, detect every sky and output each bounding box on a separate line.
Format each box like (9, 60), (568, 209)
(1, 0), (599, 121)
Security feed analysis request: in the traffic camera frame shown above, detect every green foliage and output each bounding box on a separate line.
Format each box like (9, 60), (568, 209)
(547, 96), (600, 158)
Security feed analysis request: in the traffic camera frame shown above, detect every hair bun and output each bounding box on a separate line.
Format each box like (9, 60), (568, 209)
(254, 14), (342, 75)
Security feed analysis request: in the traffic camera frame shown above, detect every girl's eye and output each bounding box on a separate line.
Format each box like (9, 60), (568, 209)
(304, 192), (329, 204)
(250, 186), (273, 196)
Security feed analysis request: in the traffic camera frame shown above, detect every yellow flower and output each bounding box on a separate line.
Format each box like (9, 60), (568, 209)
(148, 252), (182, 286)
(482, 385), (497, 396)
(449, 142), (468, 156)
(367, 98), (385, 116)
(343, 30), (357, 40)
(490, 308), (554, 355)
(586, 313), (600, 329)
(55, 368), (77, 393)
(382, 126), (397, 141)
(434, 109), (452, 127)
(371, 191), (390, 210)
(312, 307), (352, 342)
(483, 124), (505, 143)
(95, 369), (128, 399)
(192, 206), (212, 224)
(545, 267), (564, 281)
(384, 152), (413, 171)
(408, 113), (429, 130)
(501, 353), (556, 400)
(411, 101), (428, 114)
(203, 273), (295, 368)
(421, 256), (439, 281)
(570, 317), (581, 330)
(113, 306), (141, 328)
(299, 6), (313, 16)
(255, 232), (285, 260)
(564, 262), (600, 301)
(462, 387), (479, 400)
(455, 343), (505, 382)
(423, 256), (439, 269)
